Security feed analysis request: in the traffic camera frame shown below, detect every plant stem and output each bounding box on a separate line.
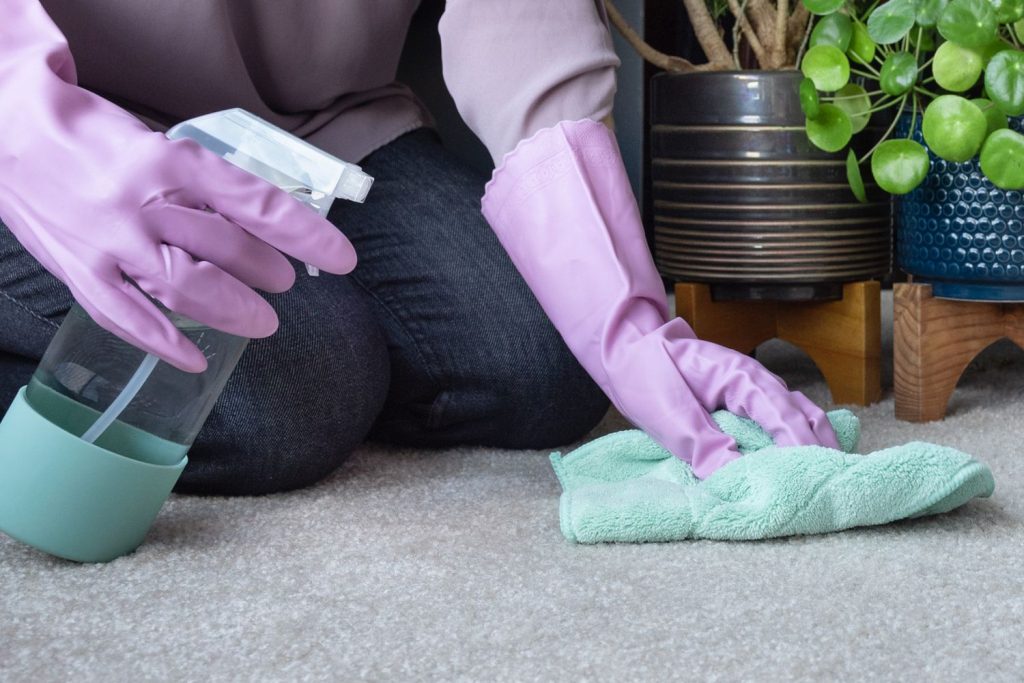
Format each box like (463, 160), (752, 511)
(727, 0), (770, 68)
(775, 0), (789, 69)
(910, 25), (923, 96)
(732, 0), (749, 69)
(908, 93), (919, 139)
(825, 89), (885, 100)
(914, 85), (940, 99)
(1004, 25), (1022, 49)
(677, 0), (737, 67)
(851, 67), (881, 79)
(854, 58), (882, 77)
(860, 94), (910, 164)
(602, 0), (730, 72)
(788, 3), (812, 64)
(748, 0), (777, 50)
(864, 97), (902, 114)
(795, 9), (814, 66)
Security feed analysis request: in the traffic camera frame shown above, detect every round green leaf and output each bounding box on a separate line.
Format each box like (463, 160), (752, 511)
(871, 139), (930, 194)
(846, 149), (868, 202)
(980, 128), (1024, 189)
(800, 77), (821, 118)
(916, 0), (951, 26)
(990, 0), (1024, 23)
(847, 23), (877, 65)
(802, 0), (846, 15)
(922, 95), (988, 162)
(971, 97), (1009, 136)
(867, 0), (917, 45)
(801, 44), (851, 91)
(933, 41), (983, 91)
(811, 13), (854, 51)
(806, 104), (854, 152)
(938, 0), (998, 49)
(1016, 19), (1024, 43)
(833, 83), (872, 133)
(985, 50), (1024, 116)
(880, 51), (919, 96)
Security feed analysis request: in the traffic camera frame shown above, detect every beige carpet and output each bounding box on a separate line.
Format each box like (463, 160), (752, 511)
(2, 290), (1023, 681)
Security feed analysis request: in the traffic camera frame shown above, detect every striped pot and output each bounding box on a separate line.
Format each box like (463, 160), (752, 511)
(649, 70), (892, 302)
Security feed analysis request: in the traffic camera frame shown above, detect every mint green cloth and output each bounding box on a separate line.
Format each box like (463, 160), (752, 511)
(550, 410), (995, 543)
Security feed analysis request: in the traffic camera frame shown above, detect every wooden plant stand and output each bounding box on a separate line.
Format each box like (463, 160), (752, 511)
(674, 280), (882, 406)
(894, 281), (1024, 422)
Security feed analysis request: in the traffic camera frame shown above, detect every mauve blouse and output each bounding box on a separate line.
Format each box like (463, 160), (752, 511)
(39, 0), (620, 165)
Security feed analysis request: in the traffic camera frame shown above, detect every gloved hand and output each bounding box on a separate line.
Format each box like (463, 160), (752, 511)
(0, 1), (357, 372)
(482, 119), (839, 478)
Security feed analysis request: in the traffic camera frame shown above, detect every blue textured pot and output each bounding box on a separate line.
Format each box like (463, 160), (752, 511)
(895, 114), (1024, 301)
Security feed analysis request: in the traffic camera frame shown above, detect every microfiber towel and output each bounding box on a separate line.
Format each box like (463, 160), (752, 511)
(550, 410), (995, 543)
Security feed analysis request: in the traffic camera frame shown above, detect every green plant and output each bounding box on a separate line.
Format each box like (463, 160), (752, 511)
(798, 0), (1024, 200)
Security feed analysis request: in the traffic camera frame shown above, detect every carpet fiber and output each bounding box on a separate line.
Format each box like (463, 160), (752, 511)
(3, 290), (1023, 681)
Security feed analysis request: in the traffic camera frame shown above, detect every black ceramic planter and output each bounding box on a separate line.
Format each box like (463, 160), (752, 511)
(649, 71), (892, 302)
(895, 114), (1024, 302)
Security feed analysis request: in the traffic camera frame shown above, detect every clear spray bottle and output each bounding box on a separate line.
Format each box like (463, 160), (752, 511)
(0, 109), (372, 563)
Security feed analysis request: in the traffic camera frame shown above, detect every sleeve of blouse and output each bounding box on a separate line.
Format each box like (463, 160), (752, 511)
(438, 0), (620, 165)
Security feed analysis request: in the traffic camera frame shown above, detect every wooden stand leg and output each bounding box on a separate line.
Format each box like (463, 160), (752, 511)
(674, 281), (882, 406)
(674, 283), (776, 353)
(893, 282), (1024, 422)
(777, 281), (882, 405)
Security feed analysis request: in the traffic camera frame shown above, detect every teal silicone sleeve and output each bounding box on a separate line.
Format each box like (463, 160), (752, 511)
(0, 387), (187, 563)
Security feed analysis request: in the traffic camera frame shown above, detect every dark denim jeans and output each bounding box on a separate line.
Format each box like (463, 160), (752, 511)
(0, 129), (608, 495)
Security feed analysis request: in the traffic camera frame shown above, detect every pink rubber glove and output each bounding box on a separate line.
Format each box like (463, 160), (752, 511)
(482, 119), (839, 478)
(0, 1), (357, 372)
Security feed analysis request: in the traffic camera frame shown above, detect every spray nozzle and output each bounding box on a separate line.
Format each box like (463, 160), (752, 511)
(167, 108), (374, 277)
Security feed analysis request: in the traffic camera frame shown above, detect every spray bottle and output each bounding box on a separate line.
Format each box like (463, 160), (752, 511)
(0, 109), (372, 562)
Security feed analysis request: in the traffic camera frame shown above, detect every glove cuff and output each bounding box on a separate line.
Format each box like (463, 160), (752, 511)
(482, 118), (620, 232)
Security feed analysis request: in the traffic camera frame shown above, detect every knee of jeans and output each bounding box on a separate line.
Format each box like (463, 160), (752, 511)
(176, 431), (361, 496)
(492, 347), (610, 448)
(382, 336), (609, 450)
(176, 303), (390, 496)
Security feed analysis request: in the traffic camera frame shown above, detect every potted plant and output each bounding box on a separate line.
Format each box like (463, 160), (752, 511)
(605, 0), (892, 302)
(795, 0), (1024, 301)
